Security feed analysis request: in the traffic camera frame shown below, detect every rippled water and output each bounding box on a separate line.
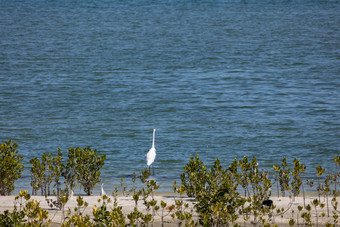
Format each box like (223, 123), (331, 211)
(1, 0), (339, 193)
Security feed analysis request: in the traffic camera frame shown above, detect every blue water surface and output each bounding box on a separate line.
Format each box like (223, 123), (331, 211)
(1, 0), (339, 193)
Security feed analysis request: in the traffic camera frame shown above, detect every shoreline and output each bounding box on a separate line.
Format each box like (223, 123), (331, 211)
(1, 193), (338, 226)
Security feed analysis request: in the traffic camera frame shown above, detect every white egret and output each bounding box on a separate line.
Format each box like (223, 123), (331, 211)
(146, 128), (156, 175)
(100, 182), (106, 196)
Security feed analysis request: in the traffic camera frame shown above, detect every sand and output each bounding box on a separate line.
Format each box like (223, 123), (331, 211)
(0, 193), (338, 226)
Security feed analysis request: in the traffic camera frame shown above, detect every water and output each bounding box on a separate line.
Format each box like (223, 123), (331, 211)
(1, 0), (339, 194)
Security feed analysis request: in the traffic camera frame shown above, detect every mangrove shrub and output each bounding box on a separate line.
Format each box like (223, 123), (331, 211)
(0, 140), (24, 196)
(64, 147), (106, 195)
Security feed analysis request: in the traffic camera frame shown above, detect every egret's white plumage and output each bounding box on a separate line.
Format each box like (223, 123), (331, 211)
(101, 182), (106, 196)
(146, 129), (156, 166)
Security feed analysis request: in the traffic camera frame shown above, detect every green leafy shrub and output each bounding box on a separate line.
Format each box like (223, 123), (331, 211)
(30, 152), (53, 196)
(334, 156), (340, 192)
(61, 195), (91, 226)
(181, 156), (249, 226)
(180, 155), (207, 197)
(62, 146), (106, 196)
(93, 194), (126, 226)
(170, 187), (195, 227)
(291, 158), (306, 202)
(273, 156), (291, 197)
(244, 157), (273, 226)
(30, 156), (44, 196)
(30, 147), (105, 196)
(0, 140), (24, 195)
(238, 156), (252, 197)
(2, 141), (340, 226)
(30, 149), (63, 196)
(1, 190), (51, 226)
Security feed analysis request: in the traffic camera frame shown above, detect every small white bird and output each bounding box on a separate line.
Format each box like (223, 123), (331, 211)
(146, 129), (156, 174)
(100, 182), (106, 196)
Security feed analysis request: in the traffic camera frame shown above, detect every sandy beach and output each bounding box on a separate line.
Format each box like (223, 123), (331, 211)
(1, 192), (338, 226)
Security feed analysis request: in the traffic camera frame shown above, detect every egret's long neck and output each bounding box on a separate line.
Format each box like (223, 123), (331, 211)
(152, 129), (156, 148)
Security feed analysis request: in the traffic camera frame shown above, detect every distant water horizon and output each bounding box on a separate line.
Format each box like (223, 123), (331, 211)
(1, 0), (339, 194)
